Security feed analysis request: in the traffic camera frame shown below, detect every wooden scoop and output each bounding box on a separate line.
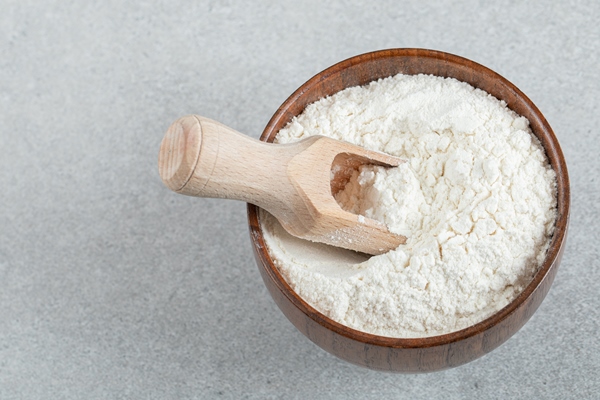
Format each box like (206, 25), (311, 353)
(158, 115), (406, 255)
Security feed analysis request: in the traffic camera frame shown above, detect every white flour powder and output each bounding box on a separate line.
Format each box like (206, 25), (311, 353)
(261, 74), (557, 338)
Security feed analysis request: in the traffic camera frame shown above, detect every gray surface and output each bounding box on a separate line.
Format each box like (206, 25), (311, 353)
(0, 1), (598, 399)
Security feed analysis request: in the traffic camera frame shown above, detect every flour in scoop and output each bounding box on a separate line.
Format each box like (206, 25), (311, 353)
(261, 74), (557, 338)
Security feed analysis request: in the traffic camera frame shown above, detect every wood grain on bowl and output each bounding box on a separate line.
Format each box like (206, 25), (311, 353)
(247, 48), (570, 372)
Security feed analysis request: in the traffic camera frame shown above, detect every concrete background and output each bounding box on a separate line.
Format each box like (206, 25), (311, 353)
(1, 1), (598, 398)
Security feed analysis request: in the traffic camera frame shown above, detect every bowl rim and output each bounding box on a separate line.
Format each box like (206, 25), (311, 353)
(248, 48), (570, 349)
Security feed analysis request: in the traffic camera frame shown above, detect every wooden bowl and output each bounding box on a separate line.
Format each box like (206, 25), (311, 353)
(247, 49), (570, 372)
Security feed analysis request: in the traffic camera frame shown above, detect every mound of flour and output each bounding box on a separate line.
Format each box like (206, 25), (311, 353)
(261, 74), (557, 338)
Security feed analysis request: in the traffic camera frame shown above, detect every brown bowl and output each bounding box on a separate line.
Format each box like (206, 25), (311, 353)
(247, 49), (570, 373)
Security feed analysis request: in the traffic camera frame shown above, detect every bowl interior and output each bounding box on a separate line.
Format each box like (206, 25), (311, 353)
(247, 49), (569, 370)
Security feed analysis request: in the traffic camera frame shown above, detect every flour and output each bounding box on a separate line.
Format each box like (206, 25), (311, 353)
(260, 73), (557, 338)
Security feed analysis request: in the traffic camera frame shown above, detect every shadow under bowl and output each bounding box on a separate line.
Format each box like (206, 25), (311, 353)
(247, 49), (570, 373)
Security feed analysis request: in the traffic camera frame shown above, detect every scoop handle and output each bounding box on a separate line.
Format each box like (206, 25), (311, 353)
(158, 115), (294, 207)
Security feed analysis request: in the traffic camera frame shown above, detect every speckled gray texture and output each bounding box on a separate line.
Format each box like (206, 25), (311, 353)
(0, 1), (598, 399)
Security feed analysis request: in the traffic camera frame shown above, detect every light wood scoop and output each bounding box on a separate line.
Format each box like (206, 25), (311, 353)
(158, 115), (407, 255)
